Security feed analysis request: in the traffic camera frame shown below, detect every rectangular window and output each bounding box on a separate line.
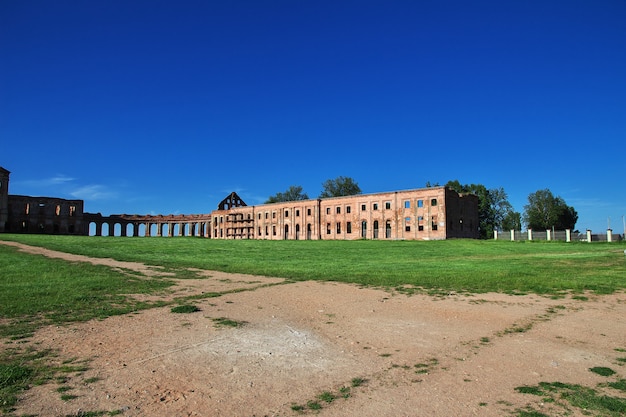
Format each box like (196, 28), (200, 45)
(326, 207), (331, 214)
(337, 222), (341, 234)
(347, 222), (352, 233)
(296, 210), (300, 217)
(385, 202), (391, 209)
(258, 213), (262, 219)
(405, 217), (411, 232)
(404, 201), (410, 209)
(431, 198), (438, 206)
(273, 226), (276, 235)
(285, 210), (289, 217)
(336, 207), (341, 214)
(265, 212), (269, 219)
(418, 216), (424, 231)
(69, 206), (76, 216)
(361, 204), (366, 211)
(272, 212), (276, 219)
(417, 200), (423, 208)
(55, 205), (61, 216)
(25, 203), (30, 215)
(307, 208), (311, 216)
(258, 227), (261, 235)
(326, 223), (331, 234)
(266, 226), (268, 235)
(373, 203), (378, 210)
(346, 206), (351, 214)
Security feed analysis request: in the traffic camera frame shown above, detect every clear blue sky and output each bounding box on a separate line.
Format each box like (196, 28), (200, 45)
(1, 1), (625, 233)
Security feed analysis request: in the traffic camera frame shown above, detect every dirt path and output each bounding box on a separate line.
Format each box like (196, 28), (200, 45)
(2, 241), (625, 416)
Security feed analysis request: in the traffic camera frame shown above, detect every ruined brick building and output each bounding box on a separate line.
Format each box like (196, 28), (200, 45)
(0, 166), (479, 240)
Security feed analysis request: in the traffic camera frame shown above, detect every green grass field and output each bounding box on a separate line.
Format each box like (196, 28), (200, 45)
(1, 234), (625, 336)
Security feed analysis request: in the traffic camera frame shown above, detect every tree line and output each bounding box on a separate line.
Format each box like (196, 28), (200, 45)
(266, 177), (578, 239)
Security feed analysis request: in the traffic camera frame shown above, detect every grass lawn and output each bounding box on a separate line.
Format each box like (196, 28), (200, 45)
(2, 234), (625, 297)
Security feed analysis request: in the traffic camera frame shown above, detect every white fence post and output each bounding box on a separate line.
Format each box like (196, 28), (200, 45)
(510, 229), (515, 241)
(528, 229), (533, 241)
(586, 229), (592, 242)
(566, 229), (571, 242)
(546, 229), (551, 241)
(607, 229), (613, 243)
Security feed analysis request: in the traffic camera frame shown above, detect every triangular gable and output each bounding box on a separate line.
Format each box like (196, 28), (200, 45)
(217, 192), (247, 210)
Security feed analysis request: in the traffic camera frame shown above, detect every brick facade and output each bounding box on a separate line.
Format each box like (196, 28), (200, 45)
(211, 187), (479, 240)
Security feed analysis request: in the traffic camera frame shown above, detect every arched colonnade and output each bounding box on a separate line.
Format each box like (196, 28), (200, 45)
(85, 214), (212, 238)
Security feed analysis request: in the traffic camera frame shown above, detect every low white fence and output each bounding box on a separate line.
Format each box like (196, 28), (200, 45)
(494, 229), (624, 242)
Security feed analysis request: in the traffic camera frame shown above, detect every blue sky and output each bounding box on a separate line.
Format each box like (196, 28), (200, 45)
(1, 1), (625, 233)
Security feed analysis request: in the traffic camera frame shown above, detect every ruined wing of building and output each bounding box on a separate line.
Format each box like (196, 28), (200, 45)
(0, 166), (479, 240)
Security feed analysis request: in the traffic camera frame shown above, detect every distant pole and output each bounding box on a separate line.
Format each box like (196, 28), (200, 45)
(622, 215), (625, 239)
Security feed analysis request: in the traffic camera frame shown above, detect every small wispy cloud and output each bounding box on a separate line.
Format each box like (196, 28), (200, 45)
(70, 185), (118, 201)
(14, 174), (76, 188)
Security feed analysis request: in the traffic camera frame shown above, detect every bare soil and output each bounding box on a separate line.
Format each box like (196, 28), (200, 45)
(2, 241), (625, 417)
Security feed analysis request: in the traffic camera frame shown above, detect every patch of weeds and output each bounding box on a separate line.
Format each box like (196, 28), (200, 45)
(571, 295), (588, 301)
(290, 404), (304, 412)
(502, 322), (533, 334)
(211, 317), (246, 328)
(590, 366), (616, 377)
(170, 304), (200, 314)
(56, 385), (72, 393)
(339, 386), (350, 398)
(84, 377), (101, 384)
(414, 358), (439, 374)
(61, 393), (78, 401)
(379, 353), (392, 357)
(607, 379), (626, 392)
(318, 391), (335, 403)
(615, 357), (626, 364)
(478, 402), (487, 406)
(516, 381), (626, 417)
(515, 385), (543, 395)
(615, 348), (626, 353)
(515, 409), (549, 417)
(307, 400), (322, 410)
(351, 377), (365, 387)
(480, 337), (490, 344)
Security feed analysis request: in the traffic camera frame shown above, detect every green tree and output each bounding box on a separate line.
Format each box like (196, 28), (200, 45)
(265, 185), (309, 204)
(523, 189), (578, 230)
(319, 176), (361, 198)
(445, 180), (514, 239)
(501, 211), (522, 231)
